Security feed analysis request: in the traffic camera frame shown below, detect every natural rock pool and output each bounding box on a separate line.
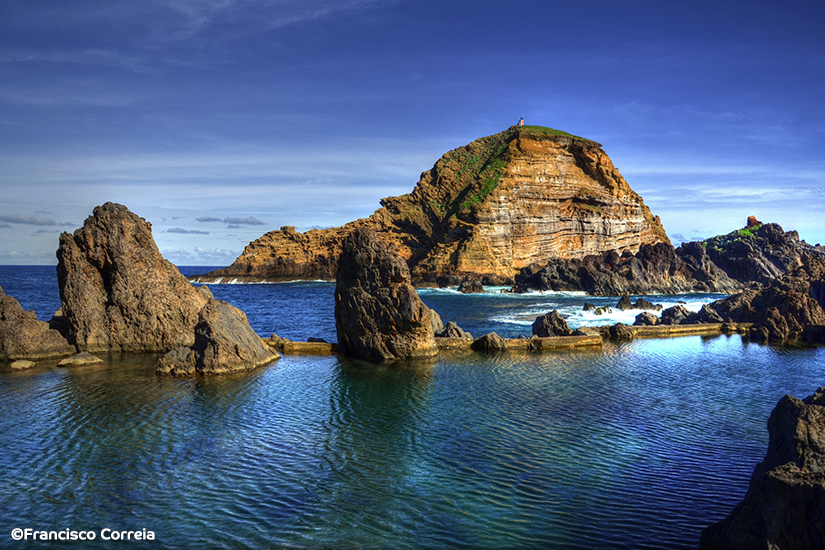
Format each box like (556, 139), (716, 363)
(1, 266), (823, 549)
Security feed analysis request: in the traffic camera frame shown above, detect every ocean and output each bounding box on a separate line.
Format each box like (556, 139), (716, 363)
(1, 265), (823, 549)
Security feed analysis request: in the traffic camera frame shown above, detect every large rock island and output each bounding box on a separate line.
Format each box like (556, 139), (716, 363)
(197, 125), (669, 284)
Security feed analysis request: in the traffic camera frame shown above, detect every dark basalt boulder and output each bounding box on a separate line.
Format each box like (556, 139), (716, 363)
(471, 332), (508, 353)
(457, 280), (484, 294)
(660, 305), (697, 325)
(608, 323), (637, 340)
(700, 388), (825, 549)
(695, 303), (725, 324)
(616, 295), (633, 310)
(56, 203), (210, 353)
(532, 310), (574, 337)
(334, 228), (437, 362)
(633, 312), (660, 326)
(0, 286), (76, 360)
(157, 299), (279, 376)
(436, 321), (472, 340)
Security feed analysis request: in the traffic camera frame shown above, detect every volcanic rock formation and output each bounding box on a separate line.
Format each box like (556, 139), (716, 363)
(334, 228), (437, 362)
(700, 387), (825, 549)
(647, 254), (825, 343)
(157, 298), (279, 376)
(56, 202), (210, 353)
(0, 286), (75, 360)
(532, 310), (574, 337)
(198, 125), (669, 284)
(514, 241), (742, 295)
(514, 221), (823, 296)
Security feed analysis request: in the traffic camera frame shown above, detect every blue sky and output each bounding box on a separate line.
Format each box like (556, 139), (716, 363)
(2, 0), (824, 265)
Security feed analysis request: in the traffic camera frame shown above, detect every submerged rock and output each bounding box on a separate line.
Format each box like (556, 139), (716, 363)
(58, 352), (104, 367)
(0, 286), (75, 360)
(334, 228), (437, 362)
(532, 310), (574, 337)
(700, 388), (825, 549)
(616, 295), (633, 311)
(157, 299), (279, 376)
(57, 203), (209, 353)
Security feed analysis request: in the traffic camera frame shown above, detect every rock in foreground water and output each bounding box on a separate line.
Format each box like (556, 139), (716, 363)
(0, 286), (75, 360)
(532, 310), (574, 337)
(57, 203), (209, 353)
(334, 228), (437, 362)
(700, 387), (825, 549)
(157, 299), (279, 376)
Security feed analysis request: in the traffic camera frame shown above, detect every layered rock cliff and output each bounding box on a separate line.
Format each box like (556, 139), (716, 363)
(198, 125), (669, 284)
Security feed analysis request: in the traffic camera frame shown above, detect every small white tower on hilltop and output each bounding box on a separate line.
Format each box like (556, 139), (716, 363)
(518, 117), (524, 126)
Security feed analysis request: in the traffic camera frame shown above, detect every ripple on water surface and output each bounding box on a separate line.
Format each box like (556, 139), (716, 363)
(1, 335), (824, 549)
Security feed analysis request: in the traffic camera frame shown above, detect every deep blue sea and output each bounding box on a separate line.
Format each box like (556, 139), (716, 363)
(1, 265), (824, 549)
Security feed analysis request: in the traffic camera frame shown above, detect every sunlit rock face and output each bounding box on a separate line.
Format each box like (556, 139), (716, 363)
(199, 125), (669, 284)
(56, 202), (210, 353)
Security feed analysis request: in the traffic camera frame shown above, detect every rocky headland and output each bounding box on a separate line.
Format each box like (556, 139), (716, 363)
(700, 387), (825, 549)
(196, 125), (669, 285)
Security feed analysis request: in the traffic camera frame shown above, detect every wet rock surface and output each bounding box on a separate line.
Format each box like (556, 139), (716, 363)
(334, 228), (437, 362)
(471, 332), (508, 353)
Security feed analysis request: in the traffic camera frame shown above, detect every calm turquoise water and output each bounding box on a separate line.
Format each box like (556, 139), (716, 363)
(1, 266), (823, 549)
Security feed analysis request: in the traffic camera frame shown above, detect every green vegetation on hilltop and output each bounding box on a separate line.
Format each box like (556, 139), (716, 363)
(518, 125), (597, 144)
(432, 125), (599, 220)
(703, 223), (764, 253)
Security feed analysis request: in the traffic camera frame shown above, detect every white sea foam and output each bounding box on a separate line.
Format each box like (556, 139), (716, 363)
(490, 293), (724, 330)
